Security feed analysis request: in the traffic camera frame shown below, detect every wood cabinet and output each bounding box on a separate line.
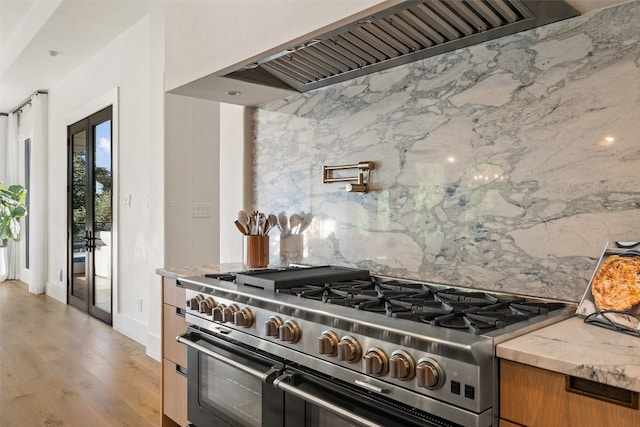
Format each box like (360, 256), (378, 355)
(500, 359), (640, 427)
(161, 277), (189, 427)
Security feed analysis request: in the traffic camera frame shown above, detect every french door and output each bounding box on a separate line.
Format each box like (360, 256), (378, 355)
(67, 106), (112, 324)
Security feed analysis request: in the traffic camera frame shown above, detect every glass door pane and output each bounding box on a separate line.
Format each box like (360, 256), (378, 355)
(93, 120), (111, 314)
(68, 105), (112, 325)
(71, 130), (88, 302)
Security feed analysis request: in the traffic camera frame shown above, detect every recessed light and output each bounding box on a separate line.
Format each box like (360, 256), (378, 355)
(225, 91), (241, 96)
(48, 50), (59, 57)
(447, 156), (455, 163)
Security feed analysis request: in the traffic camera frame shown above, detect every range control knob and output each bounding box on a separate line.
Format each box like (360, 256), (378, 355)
(222, 304), (239, 323)
(318, 331), (340, 356)
(389, 350), (415, 381)
(233, 308), (254, 328)
(198, 297), (216, 315)
(337, 336), (362, 363)
(279, 320), (301, 343)
(211, 304), (227, 322)
(187, 294), (204, 310)
(265, 316), (283, 337)
(364, 348), (389, 376)
(416, 358), (444, 389)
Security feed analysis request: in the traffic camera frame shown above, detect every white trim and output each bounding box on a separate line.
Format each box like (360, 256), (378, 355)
(64, 88), (119, 328)
(113, 313), (148, 348)
(146, 331), (161, 362)
(46, 280), (66, 302)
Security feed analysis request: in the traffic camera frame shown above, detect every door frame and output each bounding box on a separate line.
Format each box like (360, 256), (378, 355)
(65, 88), (119, 324)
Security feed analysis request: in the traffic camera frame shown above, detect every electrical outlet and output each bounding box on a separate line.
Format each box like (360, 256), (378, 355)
(138, 299), (143, 312)
(59, 269), (63, 282)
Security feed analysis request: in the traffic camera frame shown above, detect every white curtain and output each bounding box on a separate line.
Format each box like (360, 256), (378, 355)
(0, 115), (8, 282)
(29, 93), (48, 294)
(4, 113), (20, 281)
(0, 114), (7, 184)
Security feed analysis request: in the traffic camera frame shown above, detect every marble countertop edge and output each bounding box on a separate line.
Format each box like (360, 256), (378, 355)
(497, 316), (640, 393)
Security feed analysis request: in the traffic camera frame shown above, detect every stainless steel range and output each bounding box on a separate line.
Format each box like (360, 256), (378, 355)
(178, 266), (574, 427)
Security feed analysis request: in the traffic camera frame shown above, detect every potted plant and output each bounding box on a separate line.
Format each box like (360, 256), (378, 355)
(0, 182), (27, 281)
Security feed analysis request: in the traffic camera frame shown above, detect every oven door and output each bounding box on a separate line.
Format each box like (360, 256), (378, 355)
(274, 366), (462, 427)
(178, 326), (287, 427)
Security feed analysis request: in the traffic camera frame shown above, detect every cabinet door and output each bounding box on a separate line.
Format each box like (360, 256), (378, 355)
(163, 359), (188, 427)
(163, 304), (188, 367)
(500, 360), (640, 427)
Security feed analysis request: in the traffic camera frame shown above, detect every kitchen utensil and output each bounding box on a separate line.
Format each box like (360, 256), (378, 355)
(289, 214), (302, 234)
(297, 212), (313, 234)
(234, 220), (248, 235)
(278, 212), (289, 235)
(238, 210), (250, 232)
(265, 214), (278, 235)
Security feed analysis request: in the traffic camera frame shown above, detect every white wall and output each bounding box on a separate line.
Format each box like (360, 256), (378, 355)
(46, 9), (165, 358)
(219, 103), (252, 263)
(164, 94), (221, 267)
(164, 0), (388, 91)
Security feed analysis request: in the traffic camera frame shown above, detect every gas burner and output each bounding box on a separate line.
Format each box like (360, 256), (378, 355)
(377, 280), (429, 293)
(435, 290), (500, 305)
(285, 278), (568, 334)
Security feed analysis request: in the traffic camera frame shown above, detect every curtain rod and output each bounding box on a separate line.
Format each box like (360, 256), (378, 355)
(0, 113), (7, 117)
(10, 90), (48, 115)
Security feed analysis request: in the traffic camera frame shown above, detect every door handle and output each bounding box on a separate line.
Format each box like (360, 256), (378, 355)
(85, 230), (96, 252)
(177, 331), (281, 383)
(273, 372), (385, 427)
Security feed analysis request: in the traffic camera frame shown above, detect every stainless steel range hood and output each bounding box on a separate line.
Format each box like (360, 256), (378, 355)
(224, 0), (579, 92)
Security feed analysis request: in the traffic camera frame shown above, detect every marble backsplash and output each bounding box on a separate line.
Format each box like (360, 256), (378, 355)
(252, 1), (640, 302)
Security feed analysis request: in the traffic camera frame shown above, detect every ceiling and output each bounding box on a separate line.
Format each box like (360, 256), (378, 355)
(0, 0), (629, 113)
(0, 0), (150, 112)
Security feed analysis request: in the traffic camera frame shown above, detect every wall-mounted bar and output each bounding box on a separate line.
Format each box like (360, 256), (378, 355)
(322, 161), (374, 193)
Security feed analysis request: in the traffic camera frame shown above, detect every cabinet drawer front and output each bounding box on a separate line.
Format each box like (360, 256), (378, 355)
(163, 278), (185, 307)
(163, 359), (188, 427)
(163, 304), (188, 367)
(500, 360), (640, 427)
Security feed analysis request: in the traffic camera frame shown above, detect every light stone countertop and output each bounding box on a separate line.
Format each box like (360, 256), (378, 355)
(155, 263), (245, 279)
(497, 316), (640, 393)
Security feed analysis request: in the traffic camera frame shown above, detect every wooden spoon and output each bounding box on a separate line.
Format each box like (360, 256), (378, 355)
(278, 212), (289, 235)
(238, 210), (249, 231)
(265, 214), (278, 234)
(234, 220), (248, 235)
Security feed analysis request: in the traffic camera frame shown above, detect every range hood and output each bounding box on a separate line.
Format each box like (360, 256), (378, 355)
(224, 0), (579, 93)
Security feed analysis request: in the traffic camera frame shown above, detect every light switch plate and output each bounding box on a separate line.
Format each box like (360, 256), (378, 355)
(193, 202), (213, 218)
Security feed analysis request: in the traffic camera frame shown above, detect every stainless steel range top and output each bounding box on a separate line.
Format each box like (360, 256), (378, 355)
(178, 266), (574, 427)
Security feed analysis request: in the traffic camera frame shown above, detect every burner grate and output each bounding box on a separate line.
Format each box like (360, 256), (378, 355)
(286, 276), (566, 335)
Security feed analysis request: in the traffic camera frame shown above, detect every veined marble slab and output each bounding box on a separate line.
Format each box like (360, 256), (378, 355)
(253, 1), (640, 301)
(497, 316), (640, 393)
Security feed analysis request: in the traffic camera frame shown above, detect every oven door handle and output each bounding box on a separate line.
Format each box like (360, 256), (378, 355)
(273, 372), (385, 427)
(177, 331), (280, 383)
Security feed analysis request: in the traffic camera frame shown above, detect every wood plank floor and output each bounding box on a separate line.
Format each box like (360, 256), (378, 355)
(0, 280), (161, 426)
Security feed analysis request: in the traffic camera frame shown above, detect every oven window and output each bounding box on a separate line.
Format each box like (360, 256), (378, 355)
(200, 353), (263, 427)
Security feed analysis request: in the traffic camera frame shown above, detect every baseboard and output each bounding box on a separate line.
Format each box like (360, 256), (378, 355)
(46, 281), (66, 303)
(113, 312), (148, 348)
(146, 331), (161, 362)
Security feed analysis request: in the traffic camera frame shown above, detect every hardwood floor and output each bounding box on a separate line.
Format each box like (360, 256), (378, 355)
(0, 280), (161, 426)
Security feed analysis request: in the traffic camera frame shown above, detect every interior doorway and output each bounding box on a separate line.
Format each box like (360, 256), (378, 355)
(67, 106), (113, 324)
